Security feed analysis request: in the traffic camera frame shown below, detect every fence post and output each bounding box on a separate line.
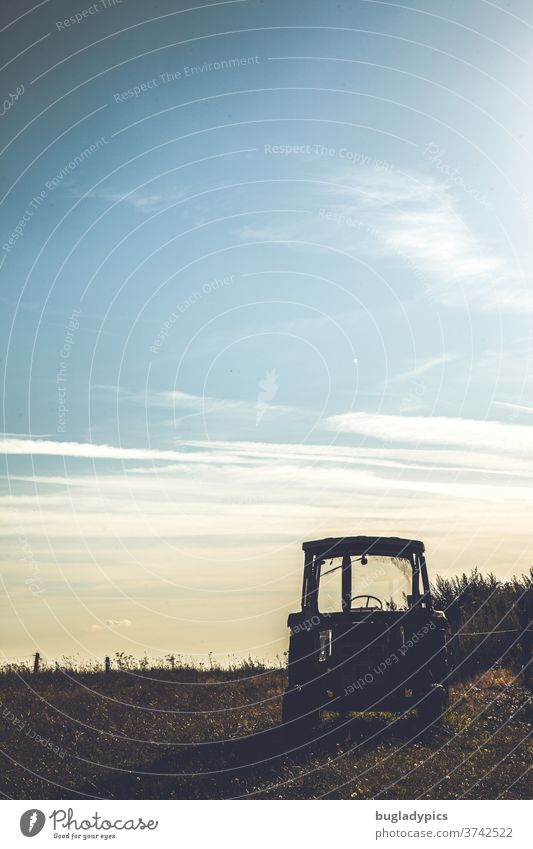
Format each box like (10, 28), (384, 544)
(521, 628), (532, 688)
(105, 656), (110, 673)
(33, 652), (40, 675)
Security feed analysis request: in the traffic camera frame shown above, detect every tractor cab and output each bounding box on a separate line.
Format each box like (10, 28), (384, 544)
(283, 536), (449, 732)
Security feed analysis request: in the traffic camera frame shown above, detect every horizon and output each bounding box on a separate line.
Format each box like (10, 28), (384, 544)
(2, 0), (533, 663)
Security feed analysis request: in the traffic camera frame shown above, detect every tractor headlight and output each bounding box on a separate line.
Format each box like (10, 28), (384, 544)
(318, 629), (332, 661)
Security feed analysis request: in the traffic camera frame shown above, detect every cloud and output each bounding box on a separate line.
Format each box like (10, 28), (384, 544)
(331, 168), (441, 209)
(3, 423), (533, 546)
(4, 424), (533, 478)
(148, 389), (245, 412)
(0, 436), (190, 462)
(378, 204), (510, 307)
(3, 427), (533, 598)
(91, 619), (132, 631)
(331, 170), (527, 309)
(237, 165), (529, 311)
(324, 410), (533, 454)
(73, 186), (187, 213)
(388, 353), (459, 385)
(494, 401), (533, 416)
(130, 388), (300, 432)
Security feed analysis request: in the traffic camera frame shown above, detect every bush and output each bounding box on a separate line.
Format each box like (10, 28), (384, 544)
(430, 568), (532, 679)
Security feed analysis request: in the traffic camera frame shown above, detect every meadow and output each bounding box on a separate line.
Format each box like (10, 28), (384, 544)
(0, 570), (531, 800)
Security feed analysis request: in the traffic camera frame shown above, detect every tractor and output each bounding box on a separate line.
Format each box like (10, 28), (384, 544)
(282, 536), (449, 733)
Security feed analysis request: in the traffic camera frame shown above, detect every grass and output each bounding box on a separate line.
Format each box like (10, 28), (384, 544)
(0, 663), (530, 799)
(1, 568), (530, 799)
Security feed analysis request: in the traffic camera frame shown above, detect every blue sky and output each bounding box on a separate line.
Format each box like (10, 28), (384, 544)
(2, 0), (533, 662)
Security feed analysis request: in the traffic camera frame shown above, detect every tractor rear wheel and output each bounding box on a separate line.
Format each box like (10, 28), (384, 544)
(417, 683), (447, 729)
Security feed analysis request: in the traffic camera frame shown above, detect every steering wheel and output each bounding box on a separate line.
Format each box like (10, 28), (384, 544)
(350, 594), (383, 609)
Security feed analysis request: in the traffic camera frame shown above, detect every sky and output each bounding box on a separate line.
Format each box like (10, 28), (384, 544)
(1, 0), (533, 664)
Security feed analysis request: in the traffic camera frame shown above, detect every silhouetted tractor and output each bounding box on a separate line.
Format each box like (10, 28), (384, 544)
(282, 536), (449, 734)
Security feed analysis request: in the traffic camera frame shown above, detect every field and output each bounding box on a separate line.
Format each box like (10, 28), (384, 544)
(1, 569), (531, 800)
(0, 664), (531, 800)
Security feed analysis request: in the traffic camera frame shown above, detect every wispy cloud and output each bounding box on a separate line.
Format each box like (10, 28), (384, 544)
(324, 410), (533, 454)
(494, 401), (533, 416)
(91, 619), (132, 631)
(149, 389), (245, 412)
(0, 436), (188, 462)
(331, 170), (527, 309)
(388, 353), (459, 384)
(237, 166), (529, 311)
(3, 422), (533, 529)
(72, 186), (187, 213)
(127, 388), (300, 432)
(3, 428), (533, 592)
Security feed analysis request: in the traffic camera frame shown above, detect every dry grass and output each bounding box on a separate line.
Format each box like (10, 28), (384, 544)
(0, 663), (530, 799)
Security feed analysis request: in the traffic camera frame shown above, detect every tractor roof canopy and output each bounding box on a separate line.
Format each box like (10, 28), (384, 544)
(302, 536), (425, 560)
